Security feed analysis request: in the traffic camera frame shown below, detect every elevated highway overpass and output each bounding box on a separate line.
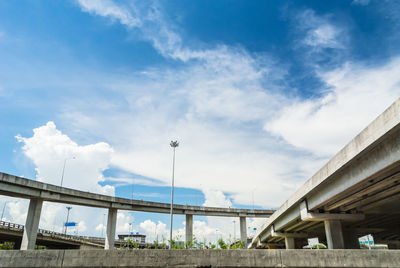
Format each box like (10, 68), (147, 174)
(0, 220), (102, 249)
(250, 98), (400, 249)
(0, 172), (274, 250)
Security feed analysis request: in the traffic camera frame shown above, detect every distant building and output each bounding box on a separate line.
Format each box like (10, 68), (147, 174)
(118, 233), (146, 244)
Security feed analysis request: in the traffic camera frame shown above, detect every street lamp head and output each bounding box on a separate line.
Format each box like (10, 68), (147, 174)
(170, 140), (179, 148)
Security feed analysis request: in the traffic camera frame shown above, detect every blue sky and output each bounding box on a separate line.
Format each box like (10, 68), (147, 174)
(1, 0), (400, 241)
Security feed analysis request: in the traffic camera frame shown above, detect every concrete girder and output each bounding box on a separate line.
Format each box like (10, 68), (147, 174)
(324, 172), (400, 211)
(300, 200), (365, 222)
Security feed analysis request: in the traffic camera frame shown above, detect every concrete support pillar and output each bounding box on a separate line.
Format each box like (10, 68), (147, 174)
(324, 219), (344, 249)
(185, 214), (193, 245)
(105, 208), (117, 250)
(21, 198), (43, 250)
(285, 237), (295, 249)
(239, 216), (246, 242)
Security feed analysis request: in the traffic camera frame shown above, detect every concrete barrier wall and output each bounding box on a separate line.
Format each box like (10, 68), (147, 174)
(1, 249), (400, 268)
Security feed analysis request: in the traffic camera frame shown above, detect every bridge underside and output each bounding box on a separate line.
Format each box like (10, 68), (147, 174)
(258, 158), (400, 249)
(253, 99), (400, 249)
(0, 230), (83, 249)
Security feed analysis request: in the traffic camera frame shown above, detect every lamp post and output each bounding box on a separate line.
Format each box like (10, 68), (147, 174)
(233, 220), (236, 241)
(101, 213), (105, 237)
(1, 201), (7, 221)
(64, 206), (72, 235)
(60, 156), (75, 187)
(169, 140), (179, 249)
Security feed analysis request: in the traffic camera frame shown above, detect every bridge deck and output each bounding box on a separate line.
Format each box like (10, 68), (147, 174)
(0, 172), (274, 218)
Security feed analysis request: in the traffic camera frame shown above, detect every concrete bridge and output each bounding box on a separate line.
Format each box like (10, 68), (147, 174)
(0, 172), (274, 250)
(250, 98), (400, 250)
(0, 220), (103, 249)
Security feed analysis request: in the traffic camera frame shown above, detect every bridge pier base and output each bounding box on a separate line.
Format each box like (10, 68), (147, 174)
(324, 219), (344, 249)
(105, 208), (117, 250)
(240, 216), (246, 243)
(185, 214), (193, 246)
(21, 198), (43, 250)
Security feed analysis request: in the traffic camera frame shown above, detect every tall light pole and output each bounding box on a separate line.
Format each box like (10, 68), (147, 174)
(169, 140), (179, 249)
(1, 201), (7, 221)
(101, 213), (105, 237)
(233, 220), (236, 241)
(60, 156), (75, 187)
(64, 206), (72, 235)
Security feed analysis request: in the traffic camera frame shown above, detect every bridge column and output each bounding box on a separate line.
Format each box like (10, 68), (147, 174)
(185, 214), (193, 246)
(324, 219), (344, 249)
(21, 198), (43, 250)
(284, 237), (295, 249)
(239, 216), (247, 243)
(105, 208), (117, 250)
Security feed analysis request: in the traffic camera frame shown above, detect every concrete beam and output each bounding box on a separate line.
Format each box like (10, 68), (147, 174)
(271, 230), (308, 238)
(300, 201), (364, 222)
(104, 208), (117, 250)
(185, 214), (193, 246)
(21, 198), (43, 250)
(0, 173), (274, 218)
(239, 216), (246, 242)
(324, 220), (344, 249)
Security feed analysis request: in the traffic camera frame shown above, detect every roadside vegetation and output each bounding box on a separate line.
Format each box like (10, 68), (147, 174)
(121, 234), (245, 250)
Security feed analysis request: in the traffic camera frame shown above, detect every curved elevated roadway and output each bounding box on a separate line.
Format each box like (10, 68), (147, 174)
(0, 172), (274, 250)
(250, 98), (400, 249)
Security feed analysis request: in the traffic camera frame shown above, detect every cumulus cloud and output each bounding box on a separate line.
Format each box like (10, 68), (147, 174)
(6, 0), (400, 243)
(16, 121), (114, 194)
(8, 122), (136, 238)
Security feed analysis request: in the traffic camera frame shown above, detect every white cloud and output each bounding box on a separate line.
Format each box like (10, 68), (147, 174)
(16, 121), (114, 194)
(202, 189), (232, 208)
(296, 9), (345, 50)
(304, 24), (342, 48)
(139, 219), (168, 242)
(265, 58), (400, 156)
(76, 0), (185, 61)
(77, 0), (141, 28)
(7, 0), (400, 242)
